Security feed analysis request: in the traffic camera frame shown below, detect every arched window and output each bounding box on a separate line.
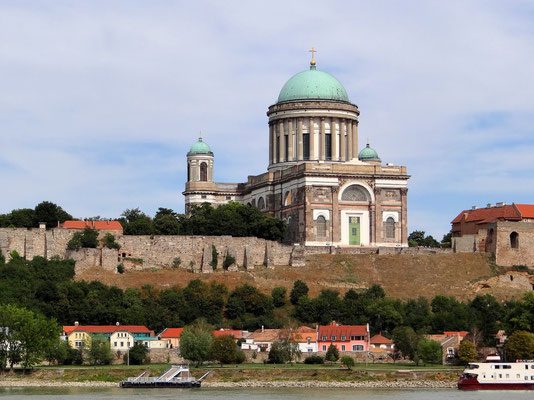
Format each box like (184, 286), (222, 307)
(510, 232), (519, 249)
(341, 185), (370, 201)
(257, 197), (265, 210)
(385, 217), (395, 239)
(200, 162), (207, 181)
(316, 216), (326, 238)
(284, 191), (292, 206)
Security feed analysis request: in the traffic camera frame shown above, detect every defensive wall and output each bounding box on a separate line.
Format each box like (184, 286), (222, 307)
(0, 227), (452, 273)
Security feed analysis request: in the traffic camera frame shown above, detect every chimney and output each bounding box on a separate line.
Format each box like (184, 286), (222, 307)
(471, 206), (478, 211)
(487, 204), (493, 209)
(261, 325), (264, 333)
(74, 321), (79, 326)
(496, 202), (506, 207)
(39, 222), (46, 230)
(116, 321), (120, 326)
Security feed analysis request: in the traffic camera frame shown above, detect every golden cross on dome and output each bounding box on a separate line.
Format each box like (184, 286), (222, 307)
(309, 46), (317, 65)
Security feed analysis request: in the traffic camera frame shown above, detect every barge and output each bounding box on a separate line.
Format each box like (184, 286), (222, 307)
(120, 364), (210, 388)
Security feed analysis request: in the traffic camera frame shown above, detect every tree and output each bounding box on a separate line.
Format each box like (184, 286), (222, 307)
(458, 340), (477, 364)
(211, 334), (239, 365)
(268, 337), (301, 364)
(154, 214), (181, 235)
(341, 355), (355, 370)
(66, 227), (98, 250)
(325, 344), (340, 362)
(505, 330), (534, 361)
(408, 230), (439, 248)
(271, 287), (287, 308)
(86, 339), (112, 366)
(127, 343), (149, 365)
(34, 201), (72, 229)
(417, 338), (442, 364)
(179, 319), (214, 366)
(441, 232), (452, 248)
(392, 326), (420, 361)
(290, 280), (309, 305)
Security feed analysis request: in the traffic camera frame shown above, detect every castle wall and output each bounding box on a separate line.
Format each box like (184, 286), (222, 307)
(495, 222), (534, 267)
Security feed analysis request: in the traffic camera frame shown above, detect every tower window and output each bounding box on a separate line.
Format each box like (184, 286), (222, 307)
(187, 163), (191, 182)
(200, 162), (208, 181)
(284, 135), (289, 161)
(325, 133), (332, 160)
(510, 232), (519, 249)
(385, 217), (395, 239)
(257, 197), (265, 209)
(303, 133), (310, 160)
(276, 136), (280, 163)
(316, 215), (326, 238)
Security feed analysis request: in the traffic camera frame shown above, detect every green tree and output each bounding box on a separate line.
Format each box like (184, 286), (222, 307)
(290, 280), (309, 305)
(44, 338), (69, 365)
(408, 230), (439, 248)
(86, 339), (112, 366)
(268, 337), (301, 364)
(8, 208), (36, 228)
(127, 343), (149, 365)
(154, 214), (181, 235)
(457, 340), (477, 364)
(34, 201), (72, 229)
(179, 319), (214, 367)
(392, 326), (420, 361)
(341, 355), (355, 369)
(66, 227), (98, 250)
(325, 343), (340, 362)
(417, 338), (442, 364)
(271, 287), (287, 308)
(505, 330), (534, 361)
(211, 334), (239, 365)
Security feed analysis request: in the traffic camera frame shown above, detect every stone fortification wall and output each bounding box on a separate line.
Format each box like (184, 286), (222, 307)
(495, 222), (534, 267)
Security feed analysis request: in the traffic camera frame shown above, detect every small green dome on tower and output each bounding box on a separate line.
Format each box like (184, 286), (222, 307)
(358, 143), (381, 162)
(277, 54), (350, 104)
(188, 136), (213, 156)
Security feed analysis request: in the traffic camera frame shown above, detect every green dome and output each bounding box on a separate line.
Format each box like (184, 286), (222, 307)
(188, 138), (212, 155)
(358, 144), (381, 162)
(277, 65), (350, 103)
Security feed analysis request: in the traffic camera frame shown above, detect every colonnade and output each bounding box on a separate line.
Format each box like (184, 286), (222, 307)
(268, 116), (359, 165)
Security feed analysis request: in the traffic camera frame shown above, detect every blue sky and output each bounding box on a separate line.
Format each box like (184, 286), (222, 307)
(1, 1), (534, 239)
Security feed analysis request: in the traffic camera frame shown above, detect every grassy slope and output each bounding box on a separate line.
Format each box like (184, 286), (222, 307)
(75, 252), (526, 301)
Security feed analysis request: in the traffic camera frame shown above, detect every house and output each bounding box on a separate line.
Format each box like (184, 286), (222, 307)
(495, 330), (507, 347)
(213, 329), (245, 341)
(289, 326), (318, 353)
(370, 333), (394, 353)
(317, 322), (370, 352)
(59, 220), (123, 234)
(451, 203), (534, 266)
(426, 331), (468, 363)
(63, 324), (153, 350)
(158, 328), (183, 348)
(241, 327), (281, 351)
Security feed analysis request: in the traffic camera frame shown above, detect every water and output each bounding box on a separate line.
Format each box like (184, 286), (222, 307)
(1, 387), (534, 400)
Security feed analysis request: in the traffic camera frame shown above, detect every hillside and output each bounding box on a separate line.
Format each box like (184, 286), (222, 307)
(76, 252), (532, 301)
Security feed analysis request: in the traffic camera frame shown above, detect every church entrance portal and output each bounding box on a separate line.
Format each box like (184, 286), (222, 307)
(349, 217), (360, 245)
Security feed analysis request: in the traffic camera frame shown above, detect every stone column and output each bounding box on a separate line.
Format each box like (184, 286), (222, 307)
(320, 117), (326, 161)
(347, 120), (353, 160)
(331, 118), (338, 161)
(268, 123), (273, 165)
(309, 117), (315, 161)
(400, 188), (408, 245)
(297, 118), (303, 161)
(374, 187), (382, 243)
(352, 121), (358, 159)
(279, 120), (285, 162)
(331, 187), (340, 243)
(271, 122), (278, 164)
(340, 119), (346, 161)
(304, 186), (314, 243)
(288, 119), (294, 161)
(370, 204), (376, 246)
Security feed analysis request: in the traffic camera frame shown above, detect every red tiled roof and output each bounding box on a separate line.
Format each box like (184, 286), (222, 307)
(249, 329), (281, 342)
(318, 324), (368, 340)
(371, 333), (393, 345)
(159, 328), (183, 339)
(61, 220), (123, 230)
(516, 204), (534, 219)
(444, 331), (469, 337)
(213, 329), (243, 339)
(451, 205), (521, 224)
(63, 325), (152, 335)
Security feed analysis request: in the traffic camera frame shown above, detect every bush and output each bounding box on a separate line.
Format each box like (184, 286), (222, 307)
(235, 350), (246, 364)
(117, 264), (125, 274)
(101, 233), (121, 249)
(271, 287), (287, 308)
(66, 227), (98, 250)
(341, 356), (355, 370)
(223, 255), (235, 270)
(126, 343), (149, 365)
(172, 257), (182, 268)
(210, 245), (218, 270)
(304, 355), (324, 364)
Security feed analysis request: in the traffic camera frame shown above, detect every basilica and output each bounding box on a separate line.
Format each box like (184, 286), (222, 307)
(183, 51), (410, 247)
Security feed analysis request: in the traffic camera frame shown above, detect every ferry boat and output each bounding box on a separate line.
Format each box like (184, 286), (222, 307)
(458, 355), (534, 390)
(120, 364), (210, 388)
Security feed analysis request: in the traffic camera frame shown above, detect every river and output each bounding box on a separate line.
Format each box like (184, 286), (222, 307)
(1, 387), (534, 399)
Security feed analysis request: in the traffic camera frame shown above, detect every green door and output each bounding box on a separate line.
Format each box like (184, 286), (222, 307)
(349, 217), (360, 245)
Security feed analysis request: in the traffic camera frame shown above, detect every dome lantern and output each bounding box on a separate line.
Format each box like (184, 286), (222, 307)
(358, 143), (381, 163)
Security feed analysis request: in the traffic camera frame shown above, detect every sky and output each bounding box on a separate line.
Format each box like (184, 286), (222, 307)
(1, 1), (534, 239)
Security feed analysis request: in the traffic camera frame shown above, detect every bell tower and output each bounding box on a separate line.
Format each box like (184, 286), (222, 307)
(186, 133), (214, 183)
